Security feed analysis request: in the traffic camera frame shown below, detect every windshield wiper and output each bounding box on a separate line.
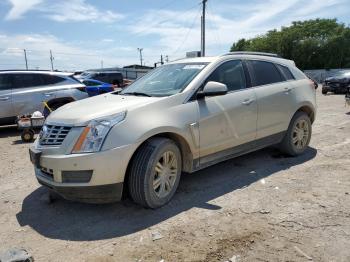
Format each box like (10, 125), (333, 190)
(122, 92), (152, 97)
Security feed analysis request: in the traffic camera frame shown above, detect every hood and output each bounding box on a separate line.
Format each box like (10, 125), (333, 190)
(46, 93), (160, 126)
(325, 75), (350, 82)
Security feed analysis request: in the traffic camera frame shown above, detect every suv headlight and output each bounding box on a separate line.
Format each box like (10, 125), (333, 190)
(72, 111), (126, 153)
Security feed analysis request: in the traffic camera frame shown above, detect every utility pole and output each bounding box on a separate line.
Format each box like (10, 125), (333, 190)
(23, 49), (28, 70)
(137, 48), (143, 66)
(160, 54), (164, 65)
(201, 0), (207, 57)
(50, 50), (54, 71)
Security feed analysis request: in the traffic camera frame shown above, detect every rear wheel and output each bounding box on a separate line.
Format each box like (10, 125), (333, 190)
(322, 88), (328, 95)
(279, 112), (312, 156)
(128, 138), (182, 208)
(21, 129), (35, 143)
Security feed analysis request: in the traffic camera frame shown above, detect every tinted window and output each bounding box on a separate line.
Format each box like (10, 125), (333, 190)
(83, 80), (100, 86)
(0, 74), (11, 90)
(41, 74), (65, 85)
(276, 64), (294, 80)
(206, 60), (246, 91)
(12, 74), (43, 88)
(248, 60), (283, 86)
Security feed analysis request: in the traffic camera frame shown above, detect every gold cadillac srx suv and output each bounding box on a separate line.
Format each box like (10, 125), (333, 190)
(29, 52), (316, 208)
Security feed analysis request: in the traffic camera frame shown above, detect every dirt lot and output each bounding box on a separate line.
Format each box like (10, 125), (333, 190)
(0, 88), (349, 262)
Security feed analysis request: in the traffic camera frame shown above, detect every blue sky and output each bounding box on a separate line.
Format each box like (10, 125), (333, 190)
(0, 0), (349, 71)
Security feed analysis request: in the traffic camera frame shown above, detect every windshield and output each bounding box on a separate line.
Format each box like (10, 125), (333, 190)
(120, 63), (208, 97)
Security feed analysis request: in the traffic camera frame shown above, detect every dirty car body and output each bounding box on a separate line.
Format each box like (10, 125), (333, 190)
(29, 53), (316, 207)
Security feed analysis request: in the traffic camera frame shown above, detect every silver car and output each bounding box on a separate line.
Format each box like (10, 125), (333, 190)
(0, 71), (88, 125)
(29, 52), (316, 208)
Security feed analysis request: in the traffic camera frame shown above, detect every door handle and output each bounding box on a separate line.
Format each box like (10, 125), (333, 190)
(242, 98), (254, 105)
(0, 96), (10, 101)
(44, 92), (54, 97)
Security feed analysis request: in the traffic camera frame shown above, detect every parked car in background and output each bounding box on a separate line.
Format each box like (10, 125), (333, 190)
(322, 70), (350, 95)
(82, 79), (121, 97)
(0, 70), (88, 125)
(30, 52), (316, 208)
(77, 70), (124, 87)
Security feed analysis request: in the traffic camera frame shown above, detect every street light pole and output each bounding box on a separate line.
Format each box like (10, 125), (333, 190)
(23, 49), (28, 70)
(137, 48), (143, 66)
(50, 50), (54, 71)
(201, 0), (207, 57)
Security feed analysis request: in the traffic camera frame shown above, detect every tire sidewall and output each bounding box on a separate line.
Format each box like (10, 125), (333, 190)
(144, 141), (182, 208)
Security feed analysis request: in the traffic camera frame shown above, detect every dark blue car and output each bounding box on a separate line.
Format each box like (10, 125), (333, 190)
(82, 79), (120, 96)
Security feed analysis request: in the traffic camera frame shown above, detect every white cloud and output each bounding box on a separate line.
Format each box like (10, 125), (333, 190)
(41, 0), (123, 23)
(128, 0), (348, 58)
(5, 0), (43, 20)
(4, 0), (123, 23)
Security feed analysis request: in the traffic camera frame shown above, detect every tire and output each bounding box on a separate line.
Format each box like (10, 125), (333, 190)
(128, 138), (182, 208)
(279, 112), (312, 156)
(21, 129), (35, 142)
(322, 88), (327, 95)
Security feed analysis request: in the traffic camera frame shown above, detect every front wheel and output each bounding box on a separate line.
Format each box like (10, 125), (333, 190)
(279, 112), (312, 156)
(128, 138), (182, 208)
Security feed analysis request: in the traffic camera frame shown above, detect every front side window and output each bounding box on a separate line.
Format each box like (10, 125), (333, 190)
(41, 74), (65, 85)
(248, 60), (283, 86)
(120, 63), (208, 97)
(206, 60), (247, 92)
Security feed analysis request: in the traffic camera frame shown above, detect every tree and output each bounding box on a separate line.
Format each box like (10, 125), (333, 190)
(230, 19), (350, 69)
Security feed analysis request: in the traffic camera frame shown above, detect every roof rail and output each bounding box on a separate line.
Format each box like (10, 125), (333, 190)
(222, 51), (280, 58)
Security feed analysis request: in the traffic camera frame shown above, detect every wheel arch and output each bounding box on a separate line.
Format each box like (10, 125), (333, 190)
(128, 132), (194, 173)
(122, 131), (194, 199)
(295, 104), (315, 124)
(47, 97), (75, 107)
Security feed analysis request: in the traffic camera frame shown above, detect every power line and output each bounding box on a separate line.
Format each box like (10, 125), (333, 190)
(171, 7), (202, 56)
(206, 1), (225, 52)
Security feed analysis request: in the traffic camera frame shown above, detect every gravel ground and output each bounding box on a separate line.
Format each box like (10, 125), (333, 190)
(0, 88), (349, 262)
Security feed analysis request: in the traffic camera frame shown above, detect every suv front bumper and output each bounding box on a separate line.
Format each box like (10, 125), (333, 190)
(30, 143), (137, 203)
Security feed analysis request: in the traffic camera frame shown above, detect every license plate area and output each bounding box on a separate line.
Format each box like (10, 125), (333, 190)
(29, 148), (42, 168)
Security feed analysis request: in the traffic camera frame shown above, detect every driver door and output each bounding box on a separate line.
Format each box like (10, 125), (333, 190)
(197, 60), (258, 165)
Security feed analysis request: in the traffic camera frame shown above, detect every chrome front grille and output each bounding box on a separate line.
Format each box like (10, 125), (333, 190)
(39, 124), (72, 146)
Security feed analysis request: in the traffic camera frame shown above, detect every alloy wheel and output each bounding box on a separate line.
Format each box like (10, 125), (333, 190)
(152, 151), (178, 198)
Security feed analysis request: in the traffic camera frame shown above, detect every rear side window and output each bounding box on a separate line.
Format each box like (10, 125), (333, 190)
(0, 74), (11, 90)
(248, 60), (283, 86)
(206, 60), (247, 92)
(12, 74), (43, 88)
(41, 74), (65, 85)
(276, 64), (294, 80)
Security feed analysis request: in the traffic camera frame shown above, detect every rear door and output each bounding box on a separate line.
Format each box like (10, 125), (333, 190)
(246, 60), (296, 140)
(198, 60), (258, 164)
(11, 73), (52, 115)
(0, 74), (14, 120)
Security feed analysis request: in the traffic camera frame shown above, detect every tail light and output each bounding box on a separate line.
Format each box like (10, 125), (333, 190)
(76, 86), (86, 92)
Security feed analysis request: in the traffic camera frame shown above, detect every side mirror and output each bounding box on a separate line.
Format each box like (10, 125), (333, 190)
(197, 81), (228, 99)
